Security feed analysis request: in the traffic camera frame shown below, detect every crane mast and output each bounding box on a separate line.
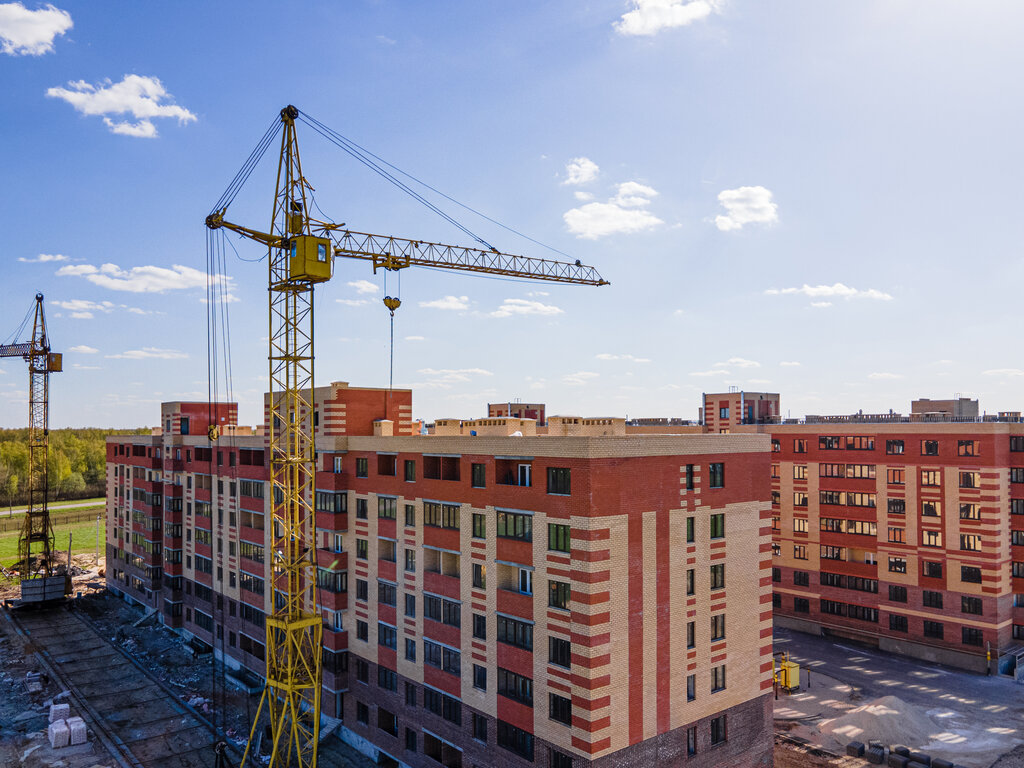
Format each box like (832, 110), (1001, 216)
(0, 294), (62, 580)
(206, 105), (607, 768)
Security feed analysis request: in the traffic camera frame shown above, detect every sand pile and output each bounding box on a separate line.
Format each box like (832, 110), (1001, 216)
(819, 695), (939, 748)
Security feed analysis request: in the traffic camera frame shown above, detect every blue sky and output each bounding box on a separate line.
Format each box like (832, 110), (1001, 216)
(3, 0), (1024, 428)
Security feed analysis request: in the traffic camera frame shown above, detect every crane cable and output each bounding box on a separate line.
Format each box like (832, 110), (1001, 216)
(382, 270), (401, 391)
(210, 116), (282, 216)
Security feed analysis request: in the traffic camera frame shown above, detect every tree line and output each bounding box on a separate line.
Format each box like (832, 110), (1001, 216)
(0, 427), (150, 508)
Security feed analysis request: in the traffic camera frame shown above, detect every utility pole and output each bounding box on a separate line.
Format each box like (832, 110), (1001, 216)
(95, 515), (100, 570)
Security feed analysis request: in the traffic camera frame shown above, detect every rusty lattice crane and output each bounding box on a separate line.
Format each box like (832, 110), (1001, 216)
(206, 105), (606, 768)
(0, 294), (64, 599)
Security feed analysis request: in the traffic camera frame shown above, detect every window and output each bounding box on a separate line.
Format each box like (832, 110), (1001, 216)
(356, 701), (368, 725)
(793, 570), (809, 586)
(719, 406), (729, 419)
(888, 498), (906, 515)
(547, 467), (571, 495)
(772, 440), (782, 453)
(549, 636), (571, 668)
(378, 497), (397, 519)
(356, 620), (368, 642)
(794, 597), (810, 613)
(820, 545), (845, 561)
(473, 664), (487, 691)
(957, 439), (978, 457)
(847, 436), (874, 451)
(404, 504), (415, 526)
(356, 498), (368, 519)
(1012, 436), (1024, 452)
(888, 557), (907, 574)
(793, 464), (808, 480)
(889, 614), (908, 632)
(496, 510), (532, 541)
(404, 549), (415, 572)
(711, 714), (727, 745)
(378, 623), (397, 650)
(922, 529), (942, 548)
(772, 567), (781, 583)
(820, 435), (843, 450)
(1014, 531), (1024, 546)
(378, 667), (397, 691)
(497, 667), (533, 706)
(921, 500), (941, 518)
(1016, 562), (1024, 578)
(921, 440), (939, 456)
(794, 439), (807, 453)
(472, 513), (486, 539)
(550, 749), (573, 768)
(888, 527), (906, 543)
(423, 594), (461, 628)
(549, 693), (572, 726)
(960, 503), (981, 521)
(356, 457), (368, 478)
(709, 463), (725, 488)
(549, 523), (571, 552)
(497, 615), (534, 651)
(961, 565), (982, 583)
(685, 463), (695, 489)
(423, 640), (461, 677)
(961, 534), (982, 552)
(686, 621), (695, 649)
(711, 664), (726, 692)
(471, 462), (485, 488)
(962, 596), (983, 615)
(405, 728), (416, 752)
(794, 492), (808, 508)
(472, 563), (486, 589)
(889, 585), (907, 602)
(794, 545), (807, 560)
(686, 673), (696, 701)
(378, 581), (397, 606)
(687, 726), (697, 756)
(923, 560), (942, 578)
(497, 720), (534, 761)
(710, 564), (725, 590)
(356, 539), (368, 560)
(423, 502), (460, 529)
(423, 687), (462, 725)
(886, 439), (904, 455)
(923, 620), (944, 639)
(711, 614), (725, 641)
(921, 469), (942, 487)
(549, 580), (570, 609)
(960, 471), (980, 489)
(472, 713), (488, 743)
(771, 490), (781, 507)
(887, 468), (905, 485)
(709, 514), (725, 539)
(518, 568), (533, 594)
(962, 626), (984, 646)
(686, 568), (695, 595)
(922, 590), (943, 608)
(405, 638), (416, 661)
(1013, 468), (1024, 484)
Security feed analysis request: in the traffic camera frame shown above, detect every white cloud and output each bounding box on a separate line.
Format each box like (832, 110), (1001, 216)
(490, 299), (563, 318)
(715, 186), (778, 231)
(690, 369), (728, 377)
(868, 372), (902, 380)
(779, 361), (801, 367)
(526, 291), (549, 298)
(596, 353), (651, 363)
(416, 367), (493, 388)
(348, 279), (378, 295)
(46, 74), (196, 138)
(57, 262), (220, 293)
(405, 335), (425, 341)
(811, 301), (832, 308)
(563, 157), (599, 185)
(563, 371), (599, 386)
(71, 363), (100, 370)
(0, 2), (71, 55)
(715, 357), (759, 369)
(68, 344), (97, 354)
(573, 191), (593, 201)
(615, 0), (720, 36)
(982, 368), (1024, 377)
(52, 299), (114, 313)
(419, 295), (469, 311)
(336, 298), (369, 307)
(376, 35), (396, 45)
(765, 283), (893, 302)
(106, 347), (187, 360)
(18, 253), (67, 263)
(564, 181), (663, 240)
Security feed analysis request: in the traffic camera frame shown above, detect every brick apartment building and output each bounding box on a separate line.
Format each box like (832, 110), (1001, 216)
(711, 394), (1024, 673)
(488, 401), (546, 426)
(107, 385), (775, 768)
(702, 392), (780, 434)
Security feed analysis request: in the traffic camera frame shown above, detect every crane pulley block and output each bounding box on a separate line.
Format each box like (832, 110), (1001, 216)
(287, 235), (333, 282)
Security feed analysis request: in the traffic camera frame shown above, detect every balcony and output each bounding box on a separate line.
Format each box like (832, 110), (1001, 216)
(497, 588), (533, 620)
(423, 570), (461, 600)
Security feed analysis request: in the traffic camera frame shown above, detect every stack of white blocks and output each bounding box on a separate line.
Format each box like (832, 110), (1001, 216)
(47, 702), (87, 749)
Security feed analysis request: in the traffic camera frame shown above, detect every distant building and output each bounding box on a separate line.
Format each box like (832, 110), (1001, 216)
(488, 401), (545, 425)
(911, 397), (979, 421)
(702, 392), (780, 433)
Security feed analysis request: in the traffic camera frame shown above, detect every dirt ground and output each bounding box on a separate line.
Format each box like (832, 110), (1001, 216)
(0, 553), (107, 603)
(774, 735), (865, 768)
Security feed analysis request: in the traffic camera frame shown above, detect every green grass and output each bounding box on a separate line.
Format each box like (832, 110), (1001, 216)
(0, 514), (107, 569)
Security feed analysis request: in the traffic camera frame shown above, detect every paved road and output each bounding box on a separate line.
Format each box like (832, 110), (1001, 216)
(1, 498), (104, 517)
(774, 626), (1024, 716)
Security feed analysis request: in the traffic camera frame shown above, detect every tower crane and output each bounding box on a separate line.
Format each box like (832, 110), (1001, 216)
(206, 105), (607, 768)
(0, 294), (65, 600)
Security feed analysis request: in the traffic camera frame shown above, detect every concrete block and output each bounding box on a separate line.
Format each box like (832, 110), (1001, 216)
(894, 746), (911, 757)
(931, 760), (954, 768)
(48, 719), (69, 749)
(909, 753), (931, 766)
(869, 740), (885, 750)
(867, 746), (886, 765)
(908, 763), (929, 768)
(847, 741), (866, 757)
(66, 716), (87, 746)
(888, 756), (909, 768)
(49, 702), (70, 723)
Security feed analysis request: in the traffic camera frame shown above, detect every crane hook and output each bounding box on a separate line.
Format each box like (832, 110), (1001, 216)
(383, 296), (401, 317)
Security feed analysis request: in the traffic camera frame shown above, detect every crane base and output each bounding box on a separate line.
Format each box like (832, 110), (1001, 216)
(20, 575), (71, 603)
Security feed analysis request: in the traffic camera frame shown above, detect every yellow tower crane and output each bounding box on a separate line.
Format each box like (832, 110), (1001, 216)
(0, 293), (66, 601)
(206, 105), (607, 768)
